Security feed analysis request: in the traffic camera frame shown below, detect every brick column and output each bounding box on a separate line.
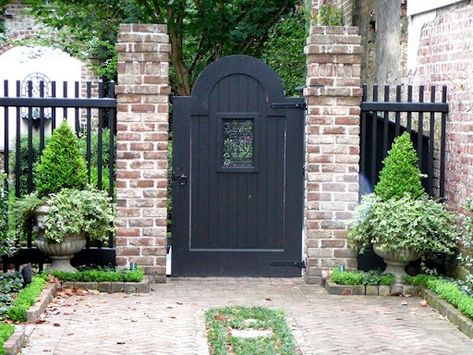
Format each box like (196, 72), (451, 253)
(304, 26), (362, 284)
(115, 24), (170, 283)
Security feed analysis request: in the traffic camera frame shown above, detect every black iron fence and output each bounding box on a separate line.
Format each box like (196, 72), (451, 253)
(0, 80), (116, 270)
(360, 84), (448, 199)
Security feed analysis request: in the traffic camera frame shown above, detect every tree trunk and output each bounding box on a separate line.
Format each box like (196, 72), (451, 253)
(170, 28), (191, 96)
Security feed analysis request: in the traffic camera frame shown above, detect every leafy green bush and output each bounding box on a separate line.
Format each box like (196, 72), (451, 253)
(43, 188), (114, 243)
(428, 278), (473, 320)
(331, 268), (363, 285)
(48, 267), (143, 282)
(0, 323), (14, 353)
(331, 268), (395, 286)
(78, 128), (111, 167)
(402, 274), (438, 288)
(375, 133), (425, 201)
(317, 3), (344, 26)
(348, 194), (458, 254)
(7, 277), (46, 322)
(34, 121), (87, 197)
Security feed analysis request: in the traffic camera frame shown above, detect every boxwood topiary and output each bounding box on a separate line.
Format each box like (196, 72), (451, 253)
(374, 132), (425, 201)
(34, 120), (87, 197)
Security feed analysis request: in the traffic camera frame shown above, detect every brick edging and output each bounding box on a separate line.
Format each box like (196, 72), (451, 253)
(421, 289), (473, 339)
(60, 276), (152, 293)
(324, 280), (419, 296)
(26, 283), (59, 322)
(3, 325), (26, 355)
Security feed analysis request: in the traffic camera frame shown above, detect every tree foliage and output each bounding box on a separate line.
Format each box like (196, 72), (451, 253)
(24, 0), (302, 95)
(374, 132), (425, 201)
(260, 8), (307, 97)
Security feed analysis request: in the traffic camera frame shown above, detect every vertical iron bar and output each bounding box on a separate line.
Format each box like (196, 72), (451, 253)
(360, 85), (367, 187)
(97, 82), (104, 191)
(27, 81), (33, 194)
(395, 85), (401, 137)
(108, 81), (115, 248)
(428, 86), (436, 195)
(15, 81), (20, 197)
(27, 81), (33, 248)
(382, 85), (389, 158)
(370, 85), (378, 188)
(63, 81), (68, 123)
(3, 81), (9, 177)
(2, 80), (10, 272)
(51, 81), (56, 132)
(86, 82), (92, 183)
(407, 85), (413, 132)
(39, 81), (45, 153)
(440, 86), (447, 200)
(417, 86), (424, 170)
(74, 81), (80, 135)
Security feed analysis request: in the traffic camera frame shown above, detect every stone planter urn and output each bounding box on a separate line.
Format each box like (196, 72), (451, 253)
(373, 244), (420, 284)
(34, 204), (86, 272)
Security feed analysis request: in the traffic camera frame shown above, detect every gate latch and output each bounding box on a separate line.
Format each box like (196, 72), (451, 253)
(172, 174), (188, 186)
(270, 260), (306, 269)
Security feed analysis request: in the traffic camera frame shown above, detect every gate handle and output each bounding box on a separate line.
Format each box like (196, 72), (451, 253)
(172, 174), (188, 186)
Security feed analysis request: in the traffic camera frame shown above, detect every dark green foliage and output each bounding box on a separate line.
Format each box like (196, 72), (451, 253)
(0, 272), (23, 320)
(34, 121), (87, 197)
(316, 3), (344, 26)
(47, 268), (143, 282)
(374, 133), (425, 200)
(78, 128), (111, 167)
(331, 268), (396, 286)
(7, 277), (46, 322)
(260, 8), (307, 97)
(206, 306), (297, 355)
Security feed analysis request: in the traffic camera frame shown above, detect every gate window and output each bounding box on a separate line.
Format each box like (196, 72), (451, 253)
(223, 119), (253, 167)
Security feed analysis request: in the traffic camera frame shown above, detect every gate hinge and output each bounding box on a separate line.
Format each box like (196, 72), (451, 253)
(271, 103), (306, 109)
(270, 260), (306, 269)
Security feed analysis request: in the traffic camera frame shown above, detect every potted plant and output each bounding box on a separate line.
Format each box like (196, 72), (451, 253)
(16, 121), (114, 271)
(348, 133), (458, 283)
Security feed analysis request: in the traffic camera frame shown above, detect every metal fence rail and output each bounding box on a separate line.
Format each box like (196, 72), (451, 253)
(360, 84), (448, 200)
(0, 80), (117, 270)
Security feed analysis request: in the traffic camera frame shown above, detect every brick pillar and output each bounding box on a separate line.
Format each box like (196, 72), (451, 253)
(115, 24), (170, 283)
(304, 26), (362, 284)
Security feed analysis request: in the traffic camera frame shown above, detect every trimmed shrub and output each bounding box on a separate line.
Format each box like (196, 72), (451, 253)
(47, 268), (143, 282)
(374, 132), (425, 201)
(34, 121), (87, 197)
(7, 277), (46, 322)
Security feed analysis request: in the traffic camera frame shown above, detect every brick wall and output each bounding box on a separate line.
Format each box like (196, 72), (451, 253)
(304, 26), (362, 284)
(115, 24), (170, 282)
(407, 1), (473, 210)
(311, 0), (354, 26)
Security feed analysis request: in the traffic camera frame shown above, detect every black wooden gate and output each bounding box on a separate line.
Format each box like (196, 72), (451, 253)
(172, 55), (304, 277)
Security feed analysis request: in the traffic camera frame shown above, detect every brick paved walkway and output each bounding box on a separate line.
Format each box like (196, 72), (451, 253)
(22, 278), (472, 354)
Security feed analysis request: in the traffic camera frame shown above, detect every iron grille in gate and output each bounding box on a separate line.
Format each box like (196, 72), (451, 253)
(360, 84), (448, 199)
(0, 80), (116, 271)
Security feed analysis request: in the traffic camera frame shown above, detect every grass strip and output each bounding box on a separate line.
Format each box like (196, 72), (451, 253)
(44, 268), (144, 283)
(0, 323), (14, 355)
(206, 306), (297, 355)
(404, 274), (473, 321)
(7, 277), (46, 322)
